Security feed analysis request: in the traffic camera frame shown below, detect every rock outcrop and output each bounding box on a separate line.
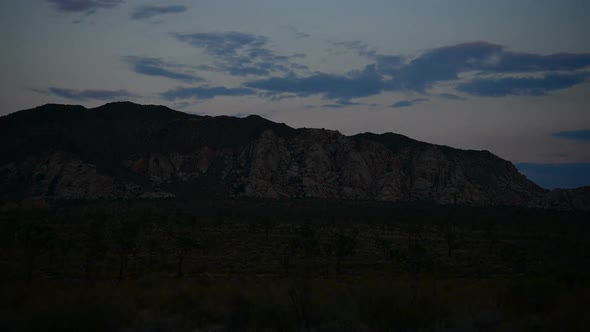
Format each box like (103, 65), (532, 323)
(0, 102), (587, 210)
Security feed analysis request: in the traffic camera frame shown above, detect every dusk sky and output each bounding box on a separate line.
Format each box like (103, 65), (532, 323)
(1, 0), (589, 188)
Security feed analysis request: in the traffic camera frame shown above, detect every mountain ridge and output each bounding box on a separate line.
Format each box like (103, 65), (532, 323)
(1, 102), (588, 210)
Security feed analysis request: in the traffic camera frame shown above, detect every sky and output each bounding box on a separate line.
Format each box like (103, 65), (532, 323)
(1, 0), (589, 189)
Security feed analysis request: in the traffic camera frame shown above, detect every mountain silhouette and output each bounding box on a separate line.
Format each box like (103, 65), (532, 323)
(1, 102), (588, 210)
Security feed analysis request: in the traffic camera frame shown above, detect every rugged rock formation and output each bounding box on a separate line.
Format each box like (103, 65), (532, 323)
(0, 102), (587, 210)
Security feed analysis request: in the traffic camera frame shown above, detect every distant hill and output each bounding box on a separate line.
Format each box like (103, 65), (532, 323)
(1, 102), (588, 210)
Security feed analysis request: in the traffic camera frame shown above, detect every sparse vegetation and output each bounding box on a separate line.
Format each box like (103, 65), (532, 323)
(1, 199), (589, 331)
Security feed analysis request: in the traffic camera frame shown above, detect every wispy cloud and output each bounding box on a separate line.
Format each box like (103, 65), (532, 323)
(244, 40), (590, 102)
(438, 93), (466, 101)
(391, 98), (429, 108)
(46, 0), (123, 13)
(386, 42), (590, 92)
(456, 73), (587, 96)
(161, 86), (256, 101)
(131, 5), (187, 20)
(286, 26), (311, 39)
(244, 65), (382, 101)
(552, 129), (590, 142)
(320, 100), (372, 109)
(173, 31), (308, 76)
(123, 56), (204, 83)
(330, 40), (404, 73)
(48, 87), (135, 101)
(332, 40), (376, 58)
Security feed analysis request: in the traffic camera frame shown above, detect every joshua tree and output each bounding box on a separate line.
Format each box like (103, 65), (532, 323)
(15, 222), (56, 286)
(499, 242), (527, 274)
(293, 224), (322, 277)
(172, 233), (199, 278)
(404, 225), (431, 276)
(48, 234), (73, 278)
(145, 231), (161, 272)
(406, 241), (429, 276)
(377, 236), (408, 267)
(163, 217), (201, 278)
(275, 238), (297, 276)
(114, 219), (140, 281)
(443, 223), (460, 259)
(286, 224), (322, 329)
(259, 216), (275, 239)
(83, 219), (108, 280)
(332, 228), (359, 274)
(288, 277), (313, 330)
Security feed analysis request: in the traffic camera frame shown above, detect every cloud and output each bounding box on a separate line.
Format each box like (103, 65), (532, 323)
(246, 40), (590, 103)
(161, 86), (256, 101)
(244, 65), (382, 101)
(332, 40), (376, 58)
(482, 52), (590, 73)
(456, 73), (587, 96)
(385, 42), (503, 91)
(331, 40), (404, 74)
(438, 93), (466, 100)
(387, 41), (590, 92)
(171, 38), (590, 104)
(286, 26), (311, 39)
(321, 104), (350, 109)
(295, 32), (311, 39)
(320, 100), (370, 109)
(173, 31), (307, 76)
(48, 87), (134, 100)
(391, 98), (429, 108)
(123, 56), (204, 83)
(131, 5), (187, 20)
(516, 163), (590, 189)
(375, 55), (404, 75)
(46, 0), (123, 13)
(552, 129), (590, 142)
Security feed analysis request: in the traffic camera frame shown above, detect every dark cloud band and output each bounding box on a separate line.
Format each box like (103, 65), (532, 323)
(241, 41), (590, 102)
(456, 73), (587, 97)
(244, 65), (382, 101)
(391, 98), (429, 108)
(47, 0), (123, 13)
(123, 56), (204, 83)
(131, 5), (187, 20)
(48, 88), (134, 101)
(161, 86), (256, 101)
(173, 31), (308, 76)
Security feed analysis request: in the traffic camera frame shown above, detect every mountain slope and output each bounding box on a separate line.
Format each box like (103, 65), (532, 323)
(0, 102), (585, 210)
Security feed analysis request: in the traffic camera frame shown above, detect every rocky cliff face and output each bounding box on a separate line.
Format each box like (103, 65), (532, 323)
(0, 102), (586, 210)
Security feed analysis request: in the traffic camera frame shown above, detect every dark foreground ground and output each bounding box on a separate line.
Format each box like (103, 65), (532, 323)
(1, 198), (589, 331)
